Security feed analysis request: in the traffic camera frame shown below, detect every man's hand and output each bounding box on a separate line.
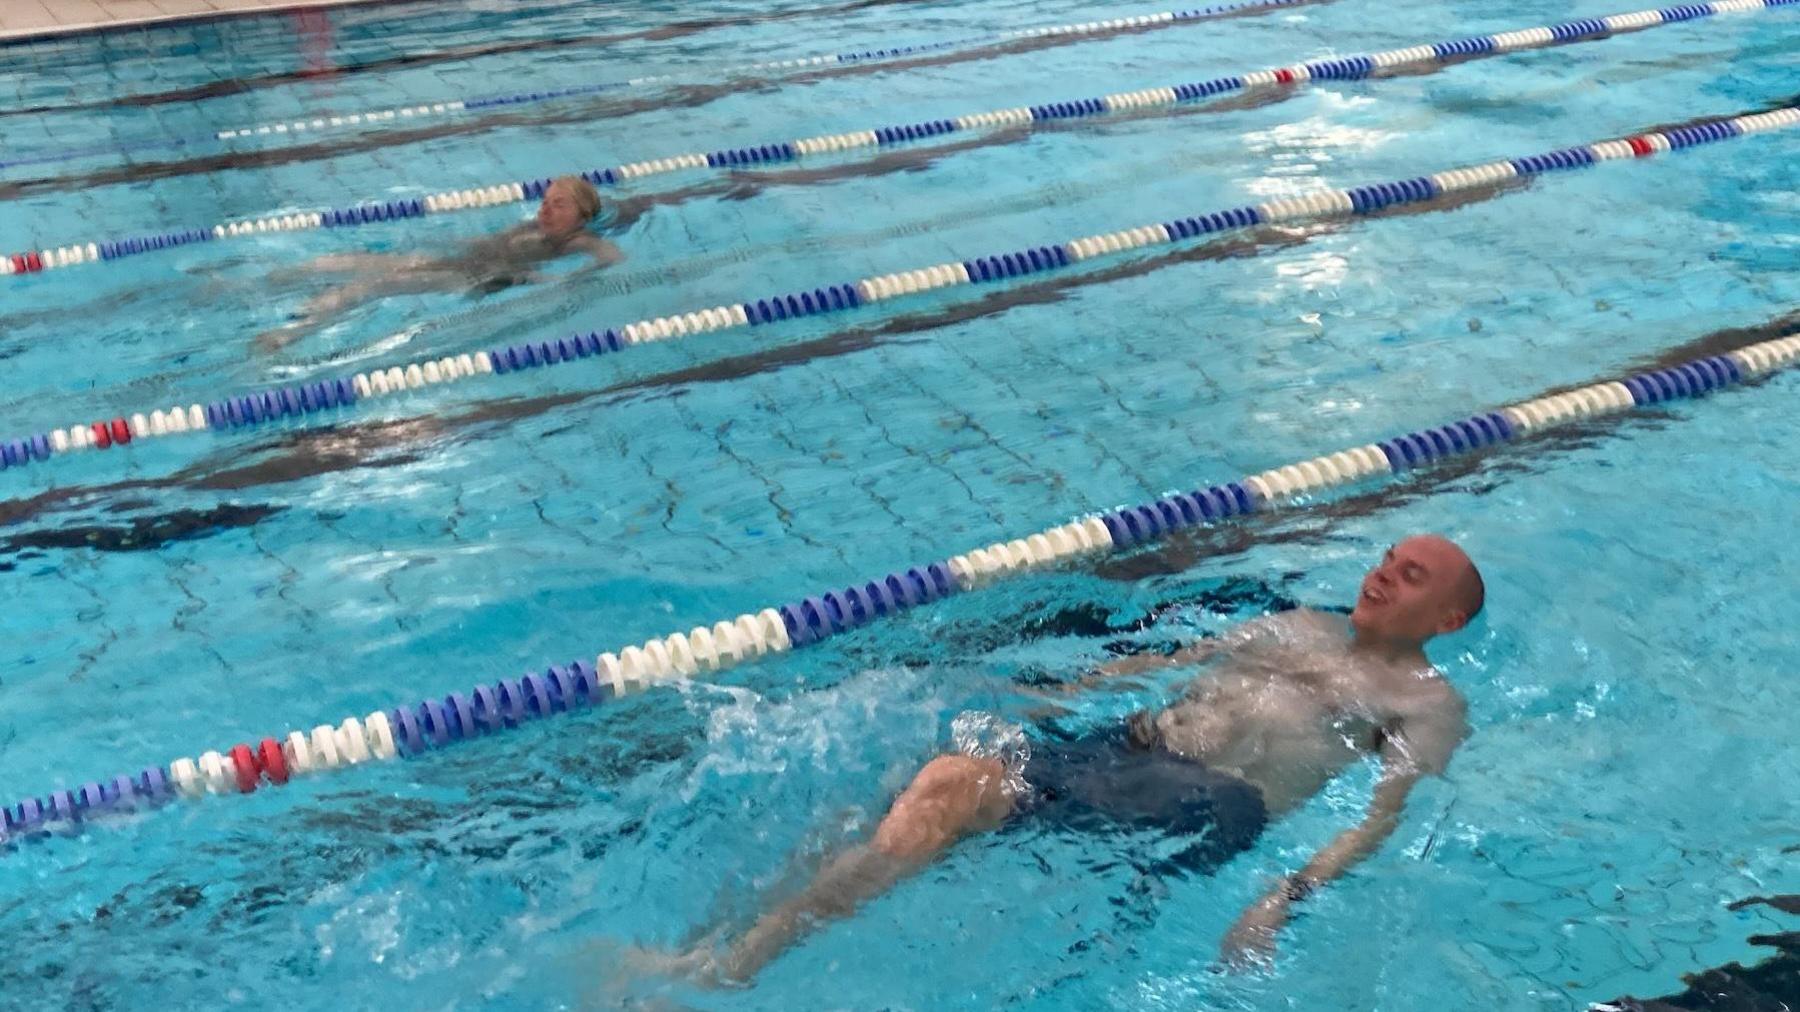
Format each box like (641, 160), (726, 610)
(1217, 706), (1464, 970)
(1219, 887), (1293, 969)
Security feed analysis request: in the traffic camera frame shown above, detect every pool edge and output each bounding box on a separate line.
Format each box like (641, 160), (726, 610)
(0, 0), (412, 47)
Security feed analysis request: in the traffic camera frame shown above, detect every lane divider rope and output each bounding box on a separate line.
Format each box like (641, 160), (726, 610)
(5, 324), (1796, 843)
(0, 0), (1309, 174)
(1, 103), (1794, 475)
(5, 0), (1791, 278)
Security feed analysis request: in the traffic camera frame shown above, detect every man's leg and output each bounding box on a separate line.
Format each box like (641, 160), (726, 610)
(254, 270), (449, 351)
(714, 754), (1014, 982)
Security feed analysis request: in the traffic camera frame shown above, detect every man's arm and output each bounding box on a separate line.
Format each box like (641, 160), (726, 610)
(1220, 693), (1466, 966)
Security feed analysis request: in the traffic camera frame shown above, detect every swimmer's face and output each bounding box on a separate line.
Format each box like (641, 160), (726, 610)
(536, 183), (588, 238)
(1351, 536), (1476, 644)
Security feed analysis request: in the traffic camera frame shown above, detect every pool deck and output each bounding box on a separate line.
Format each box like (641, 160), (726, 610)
(0, 0), (398, 42)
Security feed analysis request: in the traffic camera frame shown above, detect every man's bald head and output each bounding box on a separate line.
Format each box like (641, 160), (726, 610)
(1350, 534), (1485, 646)
(1414, 534), (1484, 626)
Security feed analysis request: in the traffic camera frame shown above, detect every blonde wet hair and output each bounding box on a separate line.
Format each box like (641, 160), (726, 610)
(550, 175), (602, 223)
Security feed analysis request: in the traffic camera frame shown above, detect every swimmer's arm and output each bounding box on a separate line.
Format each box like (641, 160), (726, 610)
(708, 845), (911, 984)
(1221, 697), (1467, 967)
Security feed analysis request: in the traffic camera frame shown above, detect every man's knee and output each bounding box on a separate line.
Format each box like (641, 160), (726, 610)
(873, 755), (1011, 859)
(912, 755), (1014, 807)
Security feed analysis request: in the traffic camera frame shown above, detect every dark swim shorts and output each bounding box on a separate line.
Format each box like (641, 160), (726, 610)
(1011, 715), (1268, 874)
(466, 273), (530, 297)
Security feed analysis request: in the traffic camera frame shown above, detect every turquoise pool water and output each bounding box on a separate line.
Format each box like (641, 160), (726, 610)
(1, 0), (1797, 1007)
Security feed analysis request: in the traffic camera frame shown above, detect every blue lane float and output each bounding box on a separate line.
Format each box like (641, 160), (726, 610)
(5, 103), (1795, 475)
(5, 326), (1797, 847)
(7, 0), (1794, 277)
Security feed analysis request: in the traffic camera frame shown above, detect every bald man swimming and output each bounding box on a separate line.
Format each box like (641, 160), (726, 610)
(678, 534), (1483, 981)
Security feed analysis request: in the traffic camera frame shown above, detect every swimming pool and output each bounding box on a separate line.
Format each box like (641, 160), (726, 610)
(2, 0), (1798, 1006)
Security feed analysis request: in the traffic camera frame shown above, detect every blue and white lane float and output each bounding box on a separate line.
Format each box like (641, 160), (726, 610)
(4, 326), (1796, 842)
(2, 103), (1794, 477)
(0, 0), (1311, 174)
(5, 0), (1793, 278)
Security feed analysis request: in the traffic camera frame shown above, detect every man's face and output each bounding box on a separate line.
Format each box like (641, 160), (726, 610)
(1350, 536), (1472, 643)
(536, 184), (586, 237)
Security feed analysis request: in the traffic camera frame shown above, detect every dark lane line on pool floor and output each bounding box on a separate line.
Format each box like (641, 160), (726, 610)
(6, 107), (1799, 534)
(0, 502), (283, 560)
(5, 269), (1797, 583)
(5, 171), (1789, 533)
